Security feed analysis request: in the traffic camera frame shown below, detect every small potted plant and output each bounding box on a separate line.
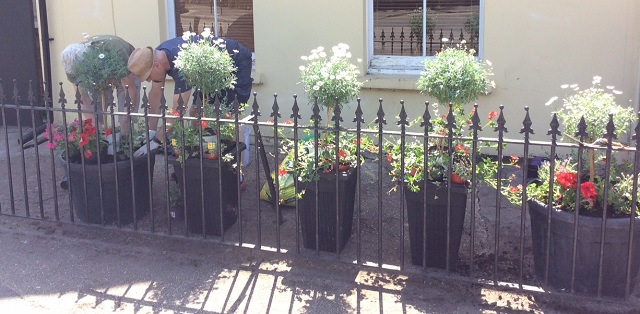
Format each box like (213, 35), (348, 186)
(167, 29), (245, 236)
(44, 118), (153, 225)
(289, 43), (365, 252)
(391, 41), (494, 268)
(507, 76), (639, 297)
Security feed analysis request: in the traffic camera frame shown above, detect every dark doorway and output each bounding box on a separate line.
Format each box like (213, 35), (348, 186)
(0, 0), (50, 127)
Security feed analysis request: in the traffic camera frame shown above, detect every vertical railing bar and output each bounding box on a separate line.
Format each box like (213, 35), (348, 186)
(157, 89), (172, 235)
(568, 116), (586, 293)
(291, 95), (300, 253)
(469, 104), (481, 277)
(333, 99), (342, 259)
(545, 114), (562, 288)
(14, 80), (30, 217)
(398, 100), (407, 269)
(75, 84), (90, 224)
(421, 101), (432, 271)
(140, 86), (154, 233)
(177, 90), (189, 237)
(597, 114), (616, 298)
(445, 102), (457, 273)
(250, 93), (262, 249)
(95, 89), (106, 226)
(313, 98), (320, 256)
(60, 83), (74, 221)
(233, 95), (243, 246)
(214, 93), (224, 241)
(42, 81), (60, 220)
(493, 105), (508, 284)
(28, 81), (45, 217)
(519, 107), (534, 288)
(196, 89), (206, 239)
(110, 94), (121, 227)
(375, 98), (386, 267)
(271, 94), (281, 252)
(353, 98), (364, 265)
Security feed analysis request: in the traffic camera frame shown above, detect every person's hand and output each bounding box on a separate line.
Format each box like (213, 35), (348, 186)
(133, 139), (160, 157)
(106, 132), (121, 155)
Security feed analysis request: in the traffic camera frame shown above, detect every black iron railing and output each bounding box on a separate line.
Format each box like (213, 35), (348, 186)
(0, 79), (639, 302)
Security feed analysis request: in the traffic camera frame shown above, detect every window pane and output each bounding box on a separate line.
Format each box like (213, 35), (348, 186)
(175, 0), (254, 52)
(373, 0), (480, 57)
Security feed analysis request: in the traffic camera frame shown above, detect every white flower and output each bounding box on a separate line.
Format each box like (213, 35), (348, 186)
(299, 65), (306, 71)
(301, 56), (308, 61)
(485, 60), (492, 67)
(313, 85), (320, 90)
(182, 31), (191, 41)
(98, 53), (105, 59)
(316, 46), (324, 52)
(357, 58), (362, 63)
(545, 96), (558, 106)
(319, 51), (327, 58)
(592, 76), (602, 84)
(560, 84), (569, 89)
(201, 28), (211, 38)
(613, 90), (623, 95)
(181, 43), (188, 48)
(345, 52), (352, 58)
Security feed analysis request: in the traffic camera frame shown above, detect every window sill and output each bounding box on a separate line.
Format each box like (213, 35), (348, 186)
(362, 73), (420, 91)
(252, 70), (263, 85)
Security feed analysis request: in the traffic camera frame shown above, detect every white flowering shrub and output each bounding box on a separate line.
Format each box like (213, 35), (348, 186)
(73, 47), (129, 95)
(174, 28), (237, 98)
(298, 43), (363, 110)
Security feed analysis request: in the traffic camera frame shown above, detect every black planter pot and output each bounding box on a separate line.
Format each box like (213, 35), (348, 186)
(405, 181), (468, 269)
(528, 199), (640, 297)
(67, 155), (155, 225)
(297, 167), (358, 253)
(169, 141), (245, 235)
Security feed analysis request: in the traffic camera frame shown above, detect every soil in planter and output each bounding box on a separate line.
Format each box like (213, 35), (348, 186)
(528, 199), (640, 297)
(405, 181), (468, 269)
(67, 155), (155, 225)
(297, 167), (358, 253)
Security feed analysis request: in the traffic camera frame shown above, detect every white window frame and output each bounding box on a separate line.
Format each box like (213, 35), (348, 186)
(367, 0), (485, 75)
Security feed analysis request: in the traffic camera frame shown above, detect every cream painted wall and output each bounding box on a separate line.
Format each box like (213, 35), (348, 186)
(45, 0), (640, 149)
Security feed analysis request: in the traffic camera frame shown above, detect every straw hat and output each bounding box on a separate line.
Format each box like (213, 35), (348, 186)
(128, 47), (154, 82)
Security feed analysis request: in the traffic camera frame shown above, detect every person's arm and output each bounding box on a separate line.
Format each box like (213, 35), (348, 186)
(233, 49), (253, 104)
(121, 74), (139, 112)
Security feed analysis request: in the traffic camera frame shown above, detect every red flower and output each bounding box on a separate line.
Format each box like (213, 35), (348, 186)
(105, 128), (112, 136)
(283, 120), (293, 125)
(338, 150), (347, 159)
(84, 149), (93, 159)
(79, 133), (89, 147)
(555, 171), (578, 189)
(387, 155), (392, 162)
(580, 182), (597, 199)
(278, 167), (288, 177)
(225, 113), (231, 118)
(455, 143), (468, 156)
(509, 186), (519, 193)
(488, 111), (498, 121)
(201, 121), (207, 129)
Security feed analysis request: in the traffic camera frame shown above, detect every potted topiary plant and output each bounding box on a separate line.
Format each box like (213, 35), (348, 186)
(395, 41), (493, 268)
(516, 76), (640, 297)
(167, 29), (246, 236)
(290, 43), (366, 253)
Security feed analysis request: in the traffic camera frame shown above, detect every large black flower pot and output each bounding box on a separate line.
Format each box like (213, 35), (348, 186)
(67, 155), (155, 225)
(297, 167), (358, 253)
(405, 181), (468, 269)
(169, 153), (242, 236)
(528, 199), (640, 297)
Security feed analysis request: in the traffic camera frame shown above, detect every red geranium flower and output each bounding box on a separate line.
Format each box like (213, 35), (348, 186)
(105, 128), (112, 136)
(84, 150), (93, 159)
(79, 133), (89, 147)
(338, 150), (347, 159)
(201, 121), (207, 129)
(488, 111), (498, 121)
(278, 167), (288, 177)
(555, 171), (578, 189)
(580, 181), (597, 199)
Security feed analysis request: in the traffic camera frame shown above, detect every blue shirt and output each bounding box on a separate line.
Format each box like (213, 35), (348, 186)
(156, 36), (253, 103)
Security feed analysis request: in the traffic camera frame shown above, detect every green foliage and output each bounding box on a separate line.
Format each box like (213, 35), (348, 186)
(174, 29), (237, 98)
(299, 43), (363, 110)
(73, 46), (129, 95)
(553, 76), (636, 144)
(410, 7), (437, 38)
(417, 42), (493, 105)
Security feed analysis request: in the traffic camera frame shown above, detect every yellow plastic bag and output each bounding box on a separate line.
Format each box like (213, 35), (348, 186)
(259, 160), (297, 206)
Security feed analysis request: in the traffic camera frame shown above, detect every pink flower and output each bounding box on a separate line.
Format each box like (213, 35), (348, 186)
(47, 141), (56, 149)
